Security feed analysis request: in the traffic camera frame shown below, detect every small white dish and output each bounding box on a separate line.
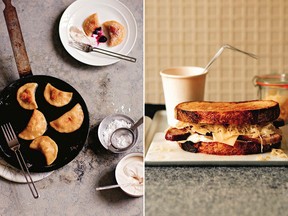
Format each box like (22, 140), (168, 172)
(59, 0), (137, 66)
(115, 153), (143, 197)
(98, 114), (138, 153)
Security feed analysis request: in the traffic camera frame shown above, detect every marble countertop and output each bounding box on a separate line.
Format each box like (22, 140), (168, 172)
(0, 0), (143, 215)
(145, 166), (288, 216)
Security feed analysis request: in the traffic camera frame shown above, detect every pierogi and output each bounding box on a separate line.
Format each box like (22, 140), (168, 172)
(30, 136), (58, 166)
(18, 109), (47, 140)
(44, 83), (73, 107)
(50, 103), (84, 133)
(103, 20), (125, 47)
(17, 83), (38, 110)
(83, 13), (100, 36)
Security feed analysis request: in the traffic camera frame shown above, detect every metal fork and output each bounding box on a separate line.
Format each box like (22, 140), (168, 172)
(69, 41), (136, 63)
(1, 123), (39, 199)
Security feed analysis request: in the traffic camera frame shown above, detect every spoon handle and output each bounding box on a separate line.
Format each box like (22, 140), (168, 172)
(96, 184), (121, 191)
(131, 117), (144, 131)
(96, 182), (143, 191)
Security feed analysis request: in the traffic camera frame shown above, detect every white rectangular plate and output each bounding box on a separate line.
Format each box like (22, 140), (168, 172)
(145, 111), (288, 166)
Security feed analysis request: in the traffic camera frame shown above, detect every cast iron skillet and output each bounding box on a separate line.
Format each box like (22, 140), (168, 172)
(0, 0), (90, 172)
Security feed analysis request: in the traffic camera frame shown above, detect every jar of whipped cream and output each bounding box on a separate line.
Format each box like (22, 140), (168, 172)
(253, 74), (288, 122)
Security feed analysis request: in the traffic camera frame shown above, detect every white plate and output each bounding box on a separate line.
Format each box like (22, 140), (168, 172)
(145, 110), (288, 166)
(59, 0), (137, 66)
(0, 158), (53, 183)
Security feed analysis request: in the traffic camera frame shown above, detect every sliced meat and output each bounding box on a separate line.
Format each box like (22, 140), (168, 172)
(165, 127), (191, 141)
(179, 140), (281, 155)
(273, 118), (285, 128)
(238, 133), (282, 145)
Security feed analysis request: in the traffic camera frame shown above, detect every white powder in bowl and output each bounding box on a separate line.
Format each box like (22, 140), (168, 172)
(111, 133), (134, 149)
(102, 119), (132, 148)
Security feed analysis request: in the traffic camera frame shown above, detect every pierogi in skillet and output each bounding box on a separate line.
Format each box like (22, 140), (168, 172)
(44, 83), (73, 107)
(18, 109), (47, 140)
(30, 136), (58, 166)
(50, 103), (84, 133)
(17, 83), (38, 110)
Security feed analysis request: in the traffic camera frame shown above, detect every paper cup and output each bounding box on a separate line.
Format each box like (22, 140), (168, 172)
(160, 66), (207, 126)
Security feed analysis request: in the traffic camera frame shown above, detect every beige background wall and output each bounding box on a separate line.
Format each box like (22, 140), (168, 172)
(145, 0), (288, 104)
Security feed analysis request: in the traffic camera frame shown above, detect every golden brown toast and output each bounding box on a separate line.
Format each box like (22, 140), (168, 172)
(175, 100), (280, 125)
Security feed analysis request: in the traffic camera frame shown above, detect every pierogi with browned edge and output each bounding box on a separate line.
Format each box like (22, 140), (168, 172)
(30, 136), (58, 166)
(17, 83), (38, 110)
(50, 103), (84, 133)
(103, 20), (125, 47)
(44, 83), (73, 107)
(83, 13), (100, 37)
(19, 109), (47, 140)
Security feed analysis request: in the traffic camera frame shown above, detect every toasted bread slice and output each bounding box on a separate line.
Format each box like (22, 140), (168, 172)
(179, 140), (281, 155)
(175, 100), (280, 125)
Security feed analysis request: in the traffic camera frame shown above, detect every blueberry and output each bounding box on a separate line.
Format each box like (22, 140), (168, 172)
(98, 35), (107, 43)
(92, 27), (102, 35)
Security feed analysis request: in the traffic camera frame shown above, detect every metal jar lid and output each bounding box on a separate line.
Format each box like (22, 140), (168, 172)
(253, 74), (288, 88)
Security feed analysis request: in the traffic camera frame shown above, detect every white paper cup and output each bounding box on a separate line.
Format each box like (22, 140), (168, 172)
(160, 66), (207, 126)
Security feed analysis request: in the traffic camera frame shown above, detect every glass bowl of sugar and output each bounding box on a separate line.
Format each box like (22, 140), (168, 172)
(98, 114), (139, 153)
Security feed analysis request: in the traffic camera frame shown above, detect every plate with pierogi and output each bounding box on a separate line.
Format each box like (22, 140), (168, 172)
(59, 0), (137, 66)
(0, 75), (89, 172)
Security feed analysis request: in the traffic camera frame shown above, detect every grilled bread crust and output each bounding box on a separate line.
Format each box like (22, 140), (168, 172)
(179, 140), (281, 155)
(175, 100), (280, 125)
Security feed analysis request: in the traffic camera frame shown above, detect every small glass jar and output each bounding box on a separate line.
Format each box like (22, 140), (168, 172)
(253, 74), (288, 122)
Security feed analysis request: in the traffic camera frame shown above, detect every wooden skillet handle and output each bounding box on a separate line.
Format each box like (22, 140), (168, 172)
(3, 0), (33, 78)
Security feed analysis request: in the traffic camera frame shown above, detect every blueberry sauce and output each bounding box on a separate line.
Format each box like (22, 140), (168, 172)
(91, 27), (107, 45)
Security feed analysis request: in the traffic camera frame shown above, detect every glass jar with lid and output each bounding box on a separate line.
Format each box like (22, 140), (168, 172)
(253, 74), (288, 122)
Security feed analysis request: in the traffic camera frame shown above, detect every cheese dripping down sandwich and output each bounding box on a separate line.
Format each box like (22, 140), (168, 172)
(165, 100), (283, 155)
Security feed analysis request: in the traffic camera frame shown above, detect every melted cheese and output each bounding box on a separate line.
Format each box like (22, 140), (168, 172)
(179, 133), (213, 144)
(271, 148), (288, 158)
(257, 155), (271, 161)
(213, 133), (239, 146)
(176, 122), (278, 146)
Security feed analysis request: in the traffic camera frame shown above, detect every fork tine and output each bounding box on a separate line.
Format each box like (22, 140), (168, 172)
(5, 123), (13, 141)
(69, 41), (88, 52)
(1, 124), (11, 142)
(4, 123), (15, 142)
(7, 123), (17, 139)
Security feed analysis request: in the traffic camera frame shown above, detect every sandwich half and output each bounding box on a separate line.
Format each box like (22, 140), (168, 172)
(165, 100), (283, 155)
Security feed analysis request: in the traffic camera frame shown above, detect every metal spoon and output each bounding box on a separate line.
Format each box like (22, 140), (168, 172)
(109, 117), (144, 150)
(96, 182), (143, 191)
(203, 44), (258, 73)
